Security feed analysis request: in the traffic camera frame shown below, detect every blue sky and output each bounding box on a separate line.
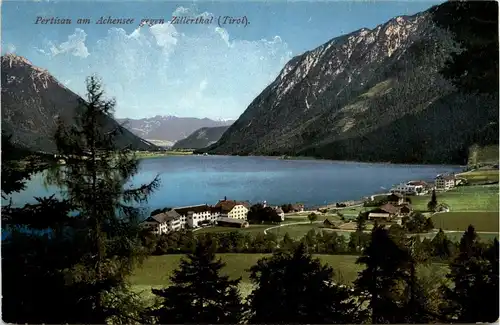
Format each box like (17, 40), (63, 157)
(2, 0), (442, 120)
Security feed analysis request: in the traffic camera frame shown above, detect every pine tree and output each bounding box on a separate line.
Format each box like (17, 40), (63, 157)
(151, 237), (244, 324)
(432, 1), (498, 94)
(427, 189), (438, 212)
(44, 75), (160, 323)
(281, 232), (296, 251)
(354, 225), (411, 323)
(431, 228), (453, 260)
(444, 225), (499, 322)
(247, 243), (358, 324)
(400, 236), (441, 323)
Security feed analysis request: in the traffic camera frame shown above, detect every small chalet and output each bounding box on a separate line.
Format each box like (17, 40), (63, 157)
(387, 193), (404, 206)
(274, 207), (285, 221)
(399, 204), (413, 216)
(436, 203), (450, 212)
(291, 203), (305, 212)
(368, 203), (400, 222)
(323, 219), (335, 228)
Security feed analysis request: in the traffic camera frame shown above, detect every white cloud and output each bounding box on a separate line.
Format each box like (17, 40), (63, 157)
(41, 6), (293, 119)
(50, 28), (89, 58)
(150, 24), (178, 49)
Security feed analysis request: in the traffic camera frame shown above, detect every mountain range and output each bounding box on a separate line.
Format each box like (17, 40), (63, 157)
(199, 8), (498, 164)
(1, 54), (157, 153)
(172, 126), (231, 149)
(116, 116), (235, 146)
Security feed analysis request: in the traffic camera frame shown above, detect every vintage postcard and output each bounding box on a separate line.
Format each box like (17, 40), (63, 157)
(1, 0), (498, 324)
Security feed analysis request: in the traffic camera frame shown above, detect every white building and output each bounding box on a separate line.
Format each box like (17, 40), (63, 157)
(435, 174), (456, 191)
(215, 199), (250, 220)
(174, 204), (221, 228)
(144, 199), (251, 232)
(391, 181), (427, 195)
(142, 209), (182, 234)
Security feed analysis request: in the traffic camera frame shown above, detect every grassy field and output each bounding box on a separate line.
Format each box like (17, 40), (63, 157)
(457, 169), (499, 183)
(130, 253), (363, 300)
(267, 223), (325, 239)
(130, 253), (450, 302)
(440, 231), (498, 243)
(431, 211), (499, 233)
(410, 184), (499, 212)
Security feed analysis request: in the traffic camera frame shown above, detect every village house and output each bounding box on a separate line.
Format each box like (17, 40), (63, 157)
(274, 207), (285, 221)
(215, 198), (250, 220)
(323, 218), (336, 228)
(399, 203), (413, 216)
(368, 203), (400, 222)
(387, 193), (405, 206)
(142, 209), (182, 234)
(436, 203), (450, 212)
(291, 203), (305, 212)
(435, 174), (456, 191)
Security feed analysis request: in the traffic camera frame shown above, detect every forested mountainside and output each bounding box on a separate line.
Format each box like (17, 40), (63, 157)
(172, 126), (231, 149)
(1, 54), (157, 153)
(116, 116), (235, 144)
(201, 9), (498, 164)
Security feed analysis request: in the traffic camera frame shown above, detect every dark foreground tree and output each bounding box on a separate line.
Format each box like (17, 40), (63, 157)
(151, 238), (244, 324)
(432, 1), (499, 94)
(354, 225), (411, 323)
(1, 132), (53, 204)
(247, 243), (358, 324)
(5, 75), (160, 324)
(444, 225), (499, 323)
(430, 228), (455, 260)
(402, 212), (434, 233)
(399, 236), (441, 323)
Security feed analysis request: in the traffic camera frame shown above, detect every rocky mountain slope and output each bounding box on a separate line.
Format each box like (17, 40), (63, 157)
(172, 126), (231, 149)
(1, 54), (157, 153)
(201, 9), (498, 164)
(116, 116), (235, 144)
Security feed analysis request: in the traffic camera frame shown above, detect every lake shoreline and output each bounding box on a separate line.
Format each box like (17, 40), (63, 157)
(191, 150), (467, 168)
(196, 154), (466, 169)
(5, 155), (463, 211)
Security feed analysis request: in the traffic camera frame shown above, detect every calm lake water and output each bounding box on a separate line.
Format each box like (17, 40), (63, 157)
(5, 155), (462, 210)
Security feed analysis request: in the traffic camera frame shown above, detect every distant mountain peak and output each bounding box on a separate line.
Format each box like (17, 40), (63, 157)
(116, 116), (235, 143)
(1, 56), (156, 153)
(204, 6), (497, 164)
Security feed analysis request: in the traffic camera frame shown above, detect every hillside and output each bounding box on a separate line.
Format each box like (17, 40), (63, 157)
(172, 126), (230, 149)
(1, 54), (157, 153)
(116, 116), (235, 144)
(201, 9), (498, 164)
